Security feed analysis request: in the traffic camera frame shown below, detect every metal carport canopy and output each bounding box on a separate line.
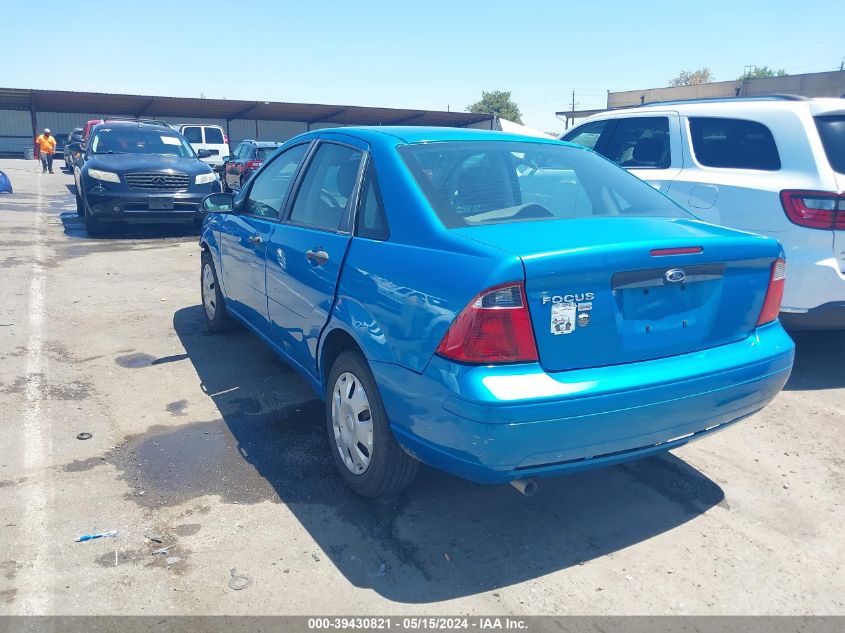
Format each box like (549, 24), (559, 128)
(0, 87), (493, 127)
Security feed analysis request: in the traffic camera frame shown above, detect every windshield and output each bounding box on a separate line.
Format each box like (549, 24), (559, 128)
(90, 127), (196, 157)
(815, 116), (845, 174)
(399, 141), (690, 229)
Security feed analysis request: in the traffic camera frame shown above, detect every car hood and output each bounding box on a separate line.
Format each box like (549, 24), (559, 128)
(85, 153), (212, 174)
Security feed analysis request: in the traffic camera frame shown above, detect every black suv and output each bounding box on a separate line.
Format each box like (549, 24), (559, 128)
(222, 140), (280, 192)
(74, 120), (220, 234)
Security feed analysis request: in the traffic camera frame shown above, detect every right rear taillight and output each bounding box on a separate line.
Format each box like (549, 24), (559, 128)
(780, 190), (845, 230)
(437, 282), (538, 364)
(757, 258), (786, 326)
(245, 160), (263, 171)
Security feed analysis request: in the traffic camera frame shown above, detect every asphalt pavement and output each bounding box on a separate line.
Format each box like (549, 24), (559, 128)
(0, 158), (842, 615)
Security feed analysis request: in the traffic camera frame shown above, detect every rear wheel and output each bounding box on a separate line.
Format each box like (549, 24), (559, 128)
(201, 251), (232, 332)
(326, 350), (418, 497)
(75, 192), (83, 216)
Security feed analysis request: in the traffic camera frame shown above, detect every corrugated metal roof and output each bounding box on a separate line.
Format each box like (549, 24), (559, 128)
(0, 87), (492, 128)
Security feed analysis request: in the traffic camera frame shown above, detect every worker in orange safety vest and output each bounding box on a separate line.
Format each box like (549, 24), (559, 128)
(35, 128), (57, 174)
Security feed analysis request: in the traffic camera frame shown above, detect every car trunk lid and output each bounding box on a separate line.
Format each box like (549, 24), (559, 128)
(455, 217), (780, 372)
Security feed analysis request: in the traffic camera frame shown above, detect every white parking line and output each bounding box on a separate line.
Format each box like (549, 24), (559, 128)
(18, 174), (53, 614)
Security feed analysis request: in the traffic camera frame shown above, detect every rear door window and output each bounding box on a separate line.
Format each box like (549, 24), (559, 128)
(288, 143), (363, 231)
(689, 117), (781, 170)
(814, 116), (845, 173)
(205, 127), (224, 144)
(182, 126), (202, 144)
(561, 120), (612, 151)
(602, 117), (671, 168)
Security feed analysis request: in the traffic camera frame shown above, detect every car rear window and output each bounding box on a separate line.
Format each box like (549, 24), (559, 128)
(399, 141), (689, 229)
(255, 147), (276, 161)
(814, 115), (845, 174)
(204, 127), (225, 144)
(689, 117), (781, 170)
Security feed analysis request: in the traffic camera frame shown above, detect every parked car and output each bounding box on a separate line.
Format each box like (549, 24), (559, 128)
(561, 96), (845, 329)
(222, 140), (281, 192)
(74, 120), (219, 234)
(82, 119), (104, 145)
(198, 127), (794, 497)
(64, 127), (84, 171)
(175, 124), (229, 171)
(51, 132), (66, 159)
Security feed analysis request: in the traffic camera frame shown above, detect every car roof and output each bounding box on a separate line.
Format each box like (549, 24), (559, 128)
(591, 96), (845, 117)
(316, 125), (564, 146)
(93, 120), (177, 131)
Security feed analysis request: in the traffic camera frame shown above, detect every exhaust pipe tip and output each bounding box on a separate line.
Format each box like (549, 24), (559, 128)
(510, 477), (538, 497)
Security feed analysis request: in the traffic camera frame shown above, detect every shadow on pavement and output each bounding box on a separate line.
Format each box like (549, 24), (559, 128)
(784, 329), (845, 391)
(59, 211), (199, 240)
(168, 305), (724, 603)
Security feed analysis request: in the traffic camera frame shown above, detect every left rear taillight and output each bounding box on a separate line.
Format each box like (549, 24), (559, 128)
(437, 282), (538, 364)
(780, 190), (845, 230)
(757, 258), (786, 326)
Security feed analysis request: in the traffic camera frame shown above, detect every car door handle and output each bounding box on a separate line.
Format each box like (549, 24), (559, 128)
(248, 234), (263, 245)
(305, 249), (329, 265)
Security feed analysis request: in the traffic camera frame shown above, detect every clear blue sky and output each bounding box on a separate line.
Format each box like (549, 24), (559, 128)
(2, 0), (842, 133)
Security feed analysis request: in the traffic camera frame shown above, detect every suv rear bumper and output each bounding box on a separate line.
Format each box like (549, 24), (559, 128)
(782, 254), (845, 320)
(371, 322), (794, 484)
(781, 302), (845, 330)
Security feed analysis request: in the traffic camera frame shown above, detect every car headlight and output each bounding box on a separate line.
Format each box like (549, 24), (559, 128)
(87, 169), (121, 183)
(195, 172), (217, 185)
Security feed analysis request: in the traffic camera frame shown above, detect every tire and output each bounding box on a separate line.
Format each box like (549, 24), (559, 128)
(83, 197), (102, 235)
(75, 192), (83, 216)
(326, 350), (418, 497)
(200, 250), (233, 332)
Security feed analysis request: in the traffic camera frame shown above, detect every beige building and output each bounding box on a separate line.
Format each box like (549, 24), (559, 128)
(558, 69), (845, 128)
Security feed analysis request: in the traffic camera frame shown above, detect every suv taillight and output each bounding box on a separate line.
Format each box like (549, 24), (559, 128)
(245, 160), (262, 170)
(437, 282), (538, 364)
(757, 258), (786, 326)
(223, 134), (229, 145)
(780, 190), (845, 230)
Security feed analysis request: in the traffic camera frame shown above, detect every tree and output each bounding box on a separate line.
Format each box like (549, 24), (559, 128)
(467, 90), (523, 124)
(738, 66), (788, 80)
(667, 68), (715, 87)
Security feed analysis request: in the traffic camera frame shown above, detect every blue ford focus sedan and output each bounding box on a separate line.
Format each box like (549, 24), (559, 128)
(198, 127), (794, 497)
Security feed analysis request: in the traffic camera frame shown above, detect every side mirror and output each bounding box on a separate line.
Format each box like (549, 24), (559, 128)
(201, 192), (235, 213)
(197, 149), (212, 159)
(221, 156), (230, 162)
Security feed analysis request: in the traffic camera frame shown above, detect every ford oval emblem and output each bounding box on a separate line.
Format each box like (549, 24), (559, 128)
(664, 268), (686, 284)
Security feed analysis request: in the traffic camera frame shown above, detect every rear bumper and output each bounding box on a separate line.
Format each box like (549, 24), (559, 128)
(86, 189), (209, 223)
(781, 302), (845, 330)
(372, 322), (794, 484)
(782, 253), (845, 315)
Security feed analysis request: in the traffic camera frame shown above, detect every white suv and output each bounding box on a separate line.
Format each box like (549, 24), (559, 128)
(562, 96), (845, 329)
(175, 124), (229, 171)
